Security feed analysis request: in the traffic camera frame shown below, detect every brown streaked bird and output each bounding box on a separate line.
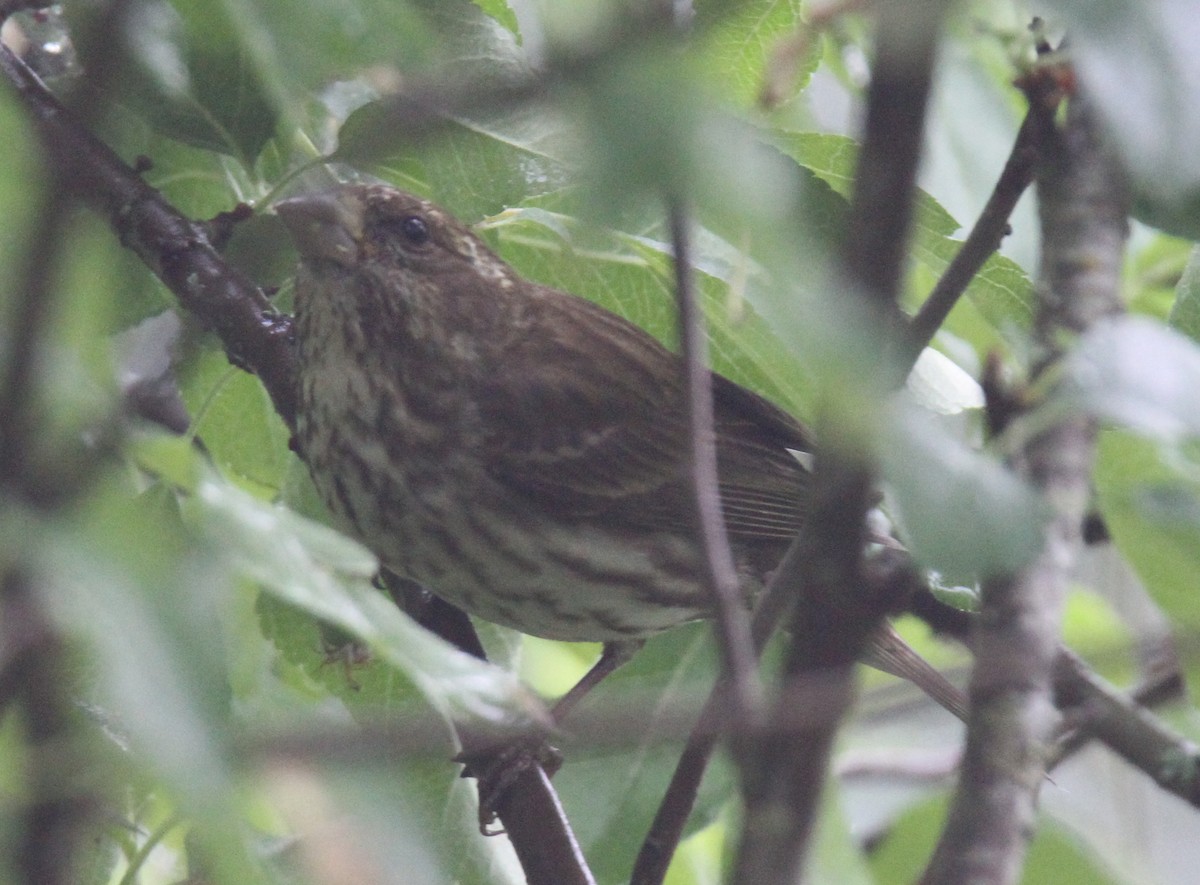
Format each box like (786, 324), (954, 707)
(275, 183), (966, 721)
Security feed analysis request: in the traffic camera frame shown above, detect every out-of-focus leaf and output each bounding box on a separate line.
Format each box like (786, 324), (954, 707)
(1027, 317), (1200, 444)
(45, 537), (235, 803)
(906, 347), (984, 415)
(60, 212), (173, 333)
(807, 784), (876, 885)
(1128, 229), (1190, 320)
(1168, 245), (1200, 342)
(69, 0), (278, 160)
(0, 119), (40, 273)
(1094, 431), (1200, 632)
(772, 131), (1035, 334)
(1045, 0), (1200, 239)
(187, 476), (539, 729)
(881, 396), (1046, 581)
(176, 346), (293, 496)
(34, 477), (268, 883)
(925, 575), (980, 612)
(565, 46), (707, 209)
(232, 0), (434, 100)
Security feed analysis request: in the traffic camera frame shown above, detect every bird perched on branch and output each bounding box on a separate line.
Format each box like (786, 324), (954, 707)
(276, 182), (965, 723)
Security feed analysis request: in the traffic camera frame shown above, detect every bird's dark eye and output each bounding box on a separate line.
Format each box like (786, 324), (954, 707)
(399, 215), (430, 245)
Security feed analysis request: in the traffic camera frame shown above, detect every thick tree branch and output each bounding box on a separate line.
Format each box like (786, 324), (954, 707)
(921, 91), (1126, 885)
(1052, 650), (1200, 805)
(0, 43), (298, 427)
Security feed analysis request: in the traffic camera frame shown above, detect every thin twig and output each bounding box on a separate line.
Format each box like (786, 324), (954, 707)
(668, 199), (763, 726)
(630, 525), (803, 885)
(904, 105), (1045, 365)
(904, 46), (1068, 366)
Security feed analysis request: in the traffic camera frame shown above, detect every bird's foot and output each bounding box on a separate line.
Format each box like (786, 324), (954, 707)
(456, 735), (564, 835)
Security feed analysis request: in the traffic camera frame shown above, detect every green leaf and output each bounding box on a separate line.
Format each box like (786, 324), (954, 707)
(61, 213), (172, 334)
(693, 0), (810, 106)
(808, 784), (876, 885)
(1094, 431), (1200, 632)
(129, 428), (204, 492)
(176, 346), (293, 496)
(1028, 316), (1200, 444)
(69, 0), (279, 160)
(566, 45), (708, 209)
(340, 113), (573, 220)
(0, 88), (45, 278)
(188, 475), (539, 729)
(880, 396), (1046, 581)
(1168, 245), (1200, 342)
(772, 131), (1035, 334)
(469, 0), (520, 37)
(33, 478), (268, 883)
(231, 0), (434, 101)
(1045, 0), (1200, 239)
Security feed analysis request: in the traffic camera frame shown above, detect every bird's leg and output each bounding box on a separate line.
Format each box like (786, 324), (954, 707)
(551, 639), (645, 723)
(462, 639), (645, 834)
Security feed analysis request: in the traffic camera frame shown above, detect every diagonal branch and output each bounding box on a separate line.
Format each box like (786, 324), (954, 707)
(904, 103), (1046, 364)
(0, 42), (298, 426)
(903, 46), (1069, 366)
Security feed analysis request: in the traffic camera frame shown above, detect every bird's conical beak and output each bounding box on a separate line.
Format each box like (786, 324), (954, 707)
(275, 189), (365, 268)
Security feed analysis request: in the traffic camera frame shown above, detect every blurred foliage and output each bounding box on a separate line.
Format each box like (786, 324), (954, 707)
(2, 0), (1200, 882)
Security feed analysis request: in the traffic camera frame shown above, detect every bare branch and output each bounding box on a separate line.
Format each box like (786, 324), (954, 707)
(669, 199), (764, 724)
(0, 43), (299, 426)
(1051, 650), (1200, 805)
(921, 91), (1127, 885)
(905, 104), (1046, 363)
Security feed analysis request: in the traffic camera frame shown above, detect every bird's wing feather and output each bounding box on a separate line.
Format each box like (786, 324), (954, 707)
(478, 289), (811, 540)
